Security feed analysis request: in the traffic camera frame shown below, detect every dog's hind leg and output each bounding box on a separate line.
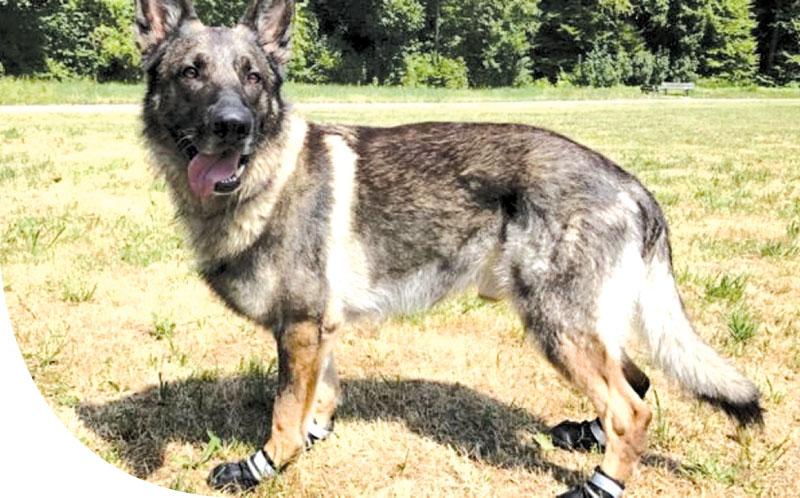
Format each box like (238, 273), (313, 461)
(208, 320), (338, 492)
(550, 351), (650, 453)
(518, 312), (651, 496)
(507, 228), (652, 496)
(477, 248), (505, 301)
(552, 341), (652, 498)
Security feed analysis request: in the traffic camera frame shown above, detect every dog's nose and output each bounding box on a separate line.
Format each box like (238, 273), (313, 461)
(211, 108), (252, 142)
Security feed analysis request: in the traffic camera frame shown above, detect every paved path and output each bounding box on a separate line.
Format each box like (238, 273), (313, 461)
(0, 98), (798, 115)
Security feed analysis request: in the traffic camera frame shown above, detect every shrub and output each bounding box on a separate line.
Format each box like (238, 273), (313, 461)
(401, 52), (468, 89)
(288, 1), (340, 84)
(42, 57), (75, 81)
(193, 0), (247, 27)
(628, 49), (670, 86)
(570, 47), (629, 87)
(39, 1), (103, 79)
(439, 0), (540, 87)
(0, 0), (140, 80)
(669, 55), (700, 83)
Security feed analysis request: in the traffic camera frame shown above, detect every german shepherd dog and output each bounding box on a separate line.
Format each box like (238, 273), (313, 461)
(134, 0), (763, 495)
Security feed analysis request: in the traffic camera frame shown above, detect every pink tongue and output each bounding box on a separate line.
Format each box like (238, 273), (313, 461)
(187, 151), (242, 198)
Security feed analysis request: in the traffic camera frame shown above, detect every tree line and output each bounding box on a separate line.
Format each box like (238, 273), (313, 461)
(0, 0), (798, 87)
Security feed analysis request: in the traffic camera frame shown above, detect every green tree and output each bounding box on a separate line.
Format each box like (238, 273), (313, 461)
(633, 0), (702, 80)
(636, 0), (758, 82)
(0, 0), (50, 75)
(310, 0), (425, 84)
(437, 0), (540, 87)
(0, 0), (787, 87)
(193, 0), (247, 26)
(699, 0), (758, 82)
(288, 1), (341, 83)
(755, 0), (800, 84)
(535, 0), (646, 83)
(0, 0), (140, 80)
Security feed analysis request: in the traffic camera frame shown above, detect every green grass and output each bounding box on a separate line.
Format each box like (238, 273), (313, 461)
(0, 78), (145, 105)
(727, 308), (759, 344)
(703, 273), (748, 303)
(150, 314), (177, 341)
(0, 214), (69, 262)
(2, 77), (800, 104)
(759, 239), (799, 258)
(59, 276), (98, 303)
(683, 452), (740, 486)
(118, 217), (185, 267)
(3, 97), (799, 497)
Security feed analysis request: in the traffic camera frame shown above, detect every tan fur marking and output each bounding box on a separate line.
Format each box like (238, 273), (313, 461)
(310, 353), (340, 426)
(265, 321), (337, 467)
(595, 242), (644, 360)
(600, 364), (652, 480)
(560, 337), (652, 483)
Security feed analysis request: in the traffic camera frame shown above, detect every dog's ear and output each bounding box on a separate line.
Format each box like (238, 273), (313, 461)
(240, 0), (295, 66)
(134, 0), (199, 63)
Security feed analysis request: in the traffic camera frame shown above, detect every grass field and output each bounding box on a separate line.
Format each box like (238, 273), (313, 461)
(2, 99), (799, 497)
(2, 77), (800, 104)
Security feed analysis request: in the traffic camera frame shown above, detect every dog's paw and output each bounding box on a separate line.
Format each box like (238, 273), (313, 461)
(208, 461), (260, 493)
(556, 468), (624, 498)
(549, 418), (606, 453)
(305, 417), (335, 449)
(208, 450), (276, 493)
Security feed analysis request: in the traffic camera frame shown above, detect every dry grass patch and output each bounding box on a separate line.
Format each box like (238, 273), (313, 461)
(3, 100), (799, 497)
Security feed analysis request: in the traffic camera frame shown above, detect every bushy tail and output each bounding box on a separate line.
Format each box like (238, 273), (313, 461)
(637, 235), (763, 427)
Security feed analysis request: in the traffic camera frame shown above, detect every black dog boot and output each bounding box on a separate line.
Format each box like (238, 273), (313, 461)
(208, 449), (276, 492)
(550, 417), (606, 452)
(209, 419), (334, 493)
(557, 467), (625, 498)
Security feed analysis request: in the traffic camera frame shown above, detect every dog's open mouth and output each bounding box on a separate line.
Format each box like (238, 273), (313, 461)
(187, 150), (249, 198)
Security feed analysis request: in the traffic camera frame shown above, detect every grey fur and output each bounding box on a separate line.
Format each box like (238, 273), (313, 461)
(134, 0), (763, 493)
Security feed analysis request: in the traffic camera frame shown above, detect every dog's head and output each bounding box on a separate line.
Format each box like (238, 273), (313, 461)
(135, 0), (294, 199)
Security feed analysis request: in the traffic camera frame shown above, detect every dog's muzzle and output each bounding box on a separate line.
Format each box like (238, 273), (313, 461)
(171, 129), (251, 198)
(210, 154), (250, 195)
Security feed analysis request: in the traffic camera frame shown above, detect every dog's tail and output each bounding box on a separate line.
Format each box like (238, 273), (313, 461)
(637, 225), (763, 427)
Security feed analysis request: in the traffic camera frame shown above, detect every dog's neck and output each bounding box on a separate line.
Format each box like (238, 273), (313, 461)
(175, 112), (309, 264)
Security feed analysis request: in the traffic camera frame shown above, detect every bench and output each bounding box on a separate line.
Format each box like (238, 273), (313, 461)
(643, 82), (695, 95)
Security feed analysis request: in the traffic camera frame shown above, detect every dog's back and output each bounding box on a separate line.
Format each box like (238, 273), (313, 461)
(133, 1), (762, 495)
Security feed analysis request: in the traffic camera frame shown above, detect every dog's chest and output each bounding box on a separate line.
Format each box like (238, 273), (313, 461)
(200, 254), (277, 322)
(200, 244), (328, 327)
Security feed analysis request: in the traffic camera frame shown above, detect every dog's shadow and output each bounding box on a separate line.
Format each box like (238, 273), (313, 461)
(77, 373), (680, 486)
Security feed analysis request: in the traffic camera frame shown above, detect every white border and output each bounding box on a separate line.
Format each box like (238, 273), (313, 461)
(0, 269), (194, 497)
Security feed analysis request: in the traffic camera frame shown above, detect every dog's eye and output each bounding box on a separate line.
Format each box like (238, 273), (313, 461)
(246, 72), (262, 85)
(182, 67), (199, 79)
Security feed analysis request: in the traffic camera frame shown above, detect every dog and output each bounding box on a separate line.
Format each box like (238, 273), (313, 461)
(133, 1), (763, 495)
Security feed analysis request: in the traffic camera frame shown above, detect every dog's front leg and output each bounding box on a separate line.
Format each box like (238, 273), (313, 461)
(209, 320), (337, 492)
(267, 320), (337, 463)
(306, 353), (340, 446)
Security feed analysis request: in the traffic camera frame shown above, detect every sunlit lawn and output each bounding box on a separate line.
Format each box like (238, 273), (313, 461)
(2, 77), (800, 104)
(2, 98), (799, 496)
